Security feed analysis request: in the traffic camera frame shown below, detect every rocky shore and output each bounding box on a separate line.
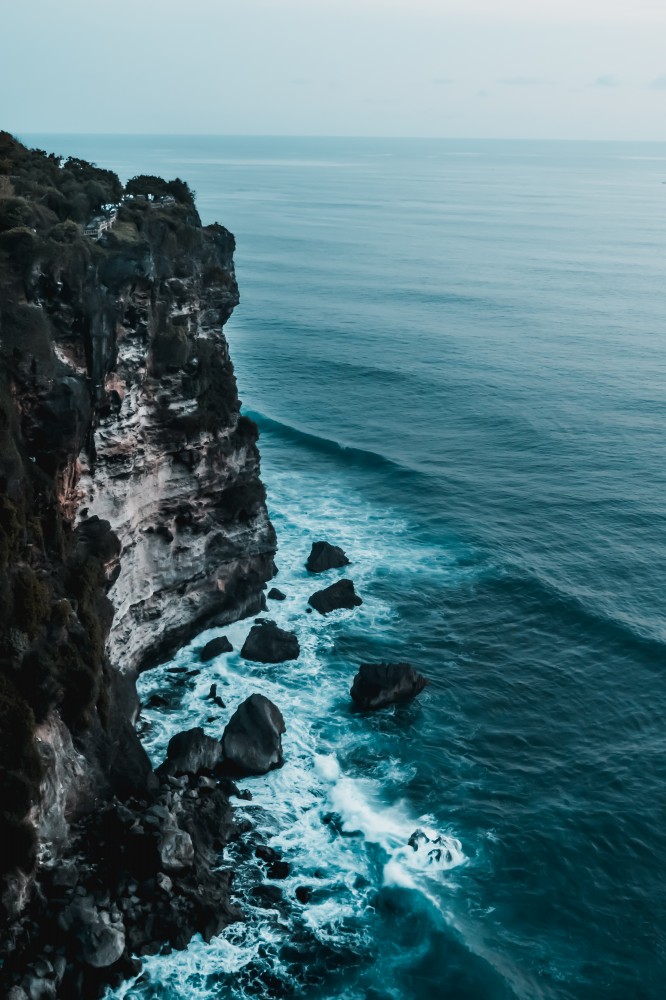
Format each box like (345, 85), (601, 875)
(0, 135), (429, 998)
(0, 133), (276, 997)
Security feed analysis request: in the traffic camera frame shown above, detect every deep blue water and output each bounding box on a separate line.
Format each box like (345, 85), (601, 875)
(26, 135), (666, 999)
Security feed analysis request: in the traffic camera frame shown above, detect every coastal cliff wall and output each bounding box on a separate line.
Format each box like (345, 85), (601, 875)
(0, 132), (276, 959)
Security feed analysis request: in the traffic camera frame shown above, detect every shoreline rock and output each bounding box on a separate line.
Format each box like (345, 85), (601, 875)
(240, 621), (300, 663)
(222, 694), (286, 776)
(308, 579), (363, 615)
(350, 663), (428, 710)
(305, 541), (350, 574)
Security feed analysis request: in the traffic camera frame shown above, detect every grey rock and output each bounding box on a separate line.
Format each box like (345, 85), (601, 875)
(199, 636), (233, 661)
(240, 621), (300, 663)
(79, 912), (126, 968)
(159, 727), (223, 776)
(350, 662), (428, 710)
(267, 587), (286, 601)
(222, 694), (286, 775)
(308, 579), (362, 615)
(305, 540), (350, 573)
(158, 828), (195, 871)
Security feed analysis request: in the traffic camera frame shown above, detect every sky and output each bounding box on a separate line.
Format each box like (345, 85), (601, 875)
(2, 0), (666, 140)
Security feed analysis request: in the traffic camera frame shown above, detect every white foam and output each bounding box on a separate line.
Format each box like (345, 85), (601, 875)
(120, 437), (475, 999)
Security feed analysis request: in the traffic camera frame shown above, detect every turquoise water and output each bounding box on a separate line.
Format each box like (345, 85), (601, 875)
(26, 135), (666, 999)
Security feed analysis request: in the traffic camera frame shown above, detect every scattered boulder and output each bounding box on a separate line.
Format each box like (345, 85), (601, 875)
(199, 636), (233, 660)
(240, 621), (300, 663)
(250, 884), (283, 908)
(158, 829), (195, 872)
(305, 540), (350, 574)
(295, 885), (312, 905)
(308, 579), (362, 615)
(267, 587), (286, 601)
(256, 845), (281, 864)
(267, 860), (290, 880)
(350, 663), (428, 710)
(207, 684), (225, 709)
(222, 694), (286, 776)
(78, 912), (126, 968)
(157, 727), (222, 777)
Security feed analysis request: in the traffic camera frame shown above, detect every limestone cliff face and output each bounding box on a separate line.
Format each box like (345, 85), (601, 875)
(78, 217), (276, 673)
(0, 134), (276, 925)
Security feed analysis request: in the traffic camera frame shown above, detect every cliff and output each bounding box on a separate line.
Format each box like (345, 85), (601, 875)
(0, 134), (276, 994)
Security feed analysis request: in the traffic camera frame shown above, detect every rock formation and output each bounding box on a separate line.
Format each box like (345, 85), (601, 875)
(222, 693), (286, 775)
(305, 540), (350, 573)
(0, 133), (277, 995)
(350, 662), (428, 710)
(308, 578), (363, 614)
(240, 620), (300, 663)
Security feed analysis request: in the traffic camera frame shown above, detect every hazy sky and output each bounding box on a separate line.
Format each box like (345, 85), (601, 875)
(3, 0), (666, 139)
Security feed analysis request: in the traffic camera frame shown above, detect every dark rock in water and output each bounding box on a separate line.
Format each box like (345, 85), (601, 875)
(199, 636), (233, 661)
(236, 788), (253, 801)
(256, 845), (282, 863)
(267, 587), (286, 601)
(207, 684), (226, 708)
(250, 884), (283, 908)
(267, 860), (291, 880)
(157, 727), (223, 777)
(350, 662), (427, 710)
(240, 621), (300, 663)
(306, 540), (350, 574)
(308, 579), (362, 615)
(222, 694), (286, 775)
(295, 885), (312, 905)
(145, 693), (169, 709)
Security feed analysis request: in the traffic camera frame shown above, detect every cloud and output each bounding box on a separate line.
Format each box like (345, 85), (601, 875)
(499, 76), (553, 86)
(591, 74), (619, 87)
(647, 73), (666, 89)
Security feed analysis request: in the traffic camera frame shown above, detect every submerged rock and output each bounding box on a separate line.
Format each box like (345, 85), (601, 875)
(157, 727), (223, 777)
(305, 540), (350, 574)
(308, 579), (362, 615)
(222, 694), (286, 775)
(350, 662), (428, 710)
(199, 636), (233, 661)
(240, 621), (300, 663)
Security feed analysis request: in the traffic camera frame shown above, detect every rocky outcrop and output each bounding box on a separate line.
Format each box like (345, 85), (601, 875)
(0, 133), (277, 993)
(199, 636), (233, 661)
(240, 621), (300, 663)
(350, 663), (428, 710)
(222, 694), (286, 775)
(156, 727), (223, 778)
(305, 540), (349, 573)
(308, 579), (363, 615)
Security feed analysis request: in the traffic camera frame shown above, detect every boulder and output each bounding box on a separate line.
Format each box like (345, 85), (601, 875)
(240, 621), (300, 663)
(308, 579), (362, 615)
(267, 587), (286, 601)
(157, 829), (194, 872)
(350, 663), (428, 710)
(199, 636), (233, 661)
(305, 540), (350, 574)
(250, 884), (283, 908)
(78, 912), (126, 968)
(222, 694), (286, 775)
(158, 727), (222, 777)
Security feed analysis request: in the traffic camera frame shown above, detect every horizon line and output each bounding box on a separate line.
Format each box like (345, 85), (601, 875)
(15, 131), (666, 145)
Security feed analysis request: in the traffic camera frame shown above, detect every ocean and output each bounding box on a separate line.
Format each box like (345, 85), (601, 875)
(24, 134), (666, 999)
